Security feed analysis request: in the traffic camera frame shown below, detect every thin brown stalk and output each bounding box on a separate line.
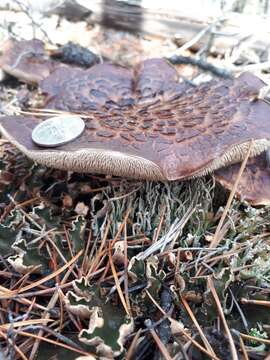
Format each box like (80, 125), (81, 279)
(239, 336), (249, 360)
(181, 296), (217, 358)
(10, 269), (34, 291)
(152, 205), (166, 243)
(86, 219), (111, 277)
(0, 282), (72, 300)
(145, 290), (220, 360)
(10, 330), (94, 357)
(210, 140), (253, 249)
(57, 287), (65, 332)
(13, 297), (49, 312)
(123, 222), (131, 315)
(45, 234), (77, 278)
(240, 333), (270, 345)
(108, 242), (130, 316)
(99, 209), (131, 282)
(16, 197), (40, 207)
(81, 228), (92, 275)
(207, 277), (238, 360)
(29, 254), (80, 359)
(148, 326), (173, 360)
(241, 298), (270, 307)
(126, 328), (142, 360)
(1, 250), (83, 296)
(112, 208), (132, 246)
(63, 225), (74, 258)
(173, 326), (221, 360)
(0, 329), (29, 360)
(0, 319), (53, 330)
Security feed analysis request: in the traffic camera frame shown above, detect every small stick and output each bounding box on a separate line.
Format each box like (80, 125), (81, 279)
(145, 290), (220, 360)
(126, 328), (142, 360)
(123, 222), (131, 315)
(239, 336), (249, 360)
(241, 298), (270, 307)
(181, 296), (217, 358)
(0, 329), (28, 360)
(207, 277), (238, 360)
(168, 54), (233, 78)
(240, 333), (270, 345)
(145, 320), (173, 360)
(0, 250), (83, 296)
(210, 140), (253, 249)
(3, 329), (94, 357)
(108, 242), (130, 316)
(173, 325), (221, 360)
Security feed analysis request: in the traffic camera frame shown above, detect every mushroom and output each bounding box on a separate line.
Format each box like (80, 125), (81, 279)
(214, 153), (270, 206)
(1, 56), (270, 182)
(0, 39), (58, 84)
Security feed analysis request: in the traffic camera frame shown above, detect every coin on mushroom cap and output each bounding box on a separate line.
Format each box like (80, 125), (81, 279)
(31, 115), (85, 147)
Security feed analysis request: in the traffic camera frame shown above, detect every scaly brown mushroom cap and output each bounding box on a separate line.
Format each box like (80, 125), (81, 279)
(0, 39), (58, 84)
(214, 153), (270, 206)
(1, 58), (270, 181)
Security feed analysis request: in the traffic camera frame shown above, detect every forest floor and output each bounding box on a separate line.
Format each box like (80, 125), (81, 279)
(0, 3), (270, 359)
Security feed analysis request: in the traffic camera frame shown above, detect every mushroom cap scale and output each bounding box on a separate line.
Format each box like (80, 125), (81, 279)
(1, 59), (270, 181)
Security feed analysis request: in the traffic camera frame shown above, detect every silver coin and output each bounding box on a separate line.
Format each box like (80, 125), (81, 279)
(32, 115), (85, 147)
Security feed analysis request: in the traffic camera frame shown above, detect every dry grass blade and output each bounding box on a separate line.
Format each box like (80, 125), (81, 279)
(240, 333), (270, 345)
(0, 329), (29, 360)
(172, 321), (221, 360)
(146, 322), (173, 360)
(0, 319), (53, 330)
(207, 277), (238, 360)
(100, 209), (131, 282)
(241, 298), (270, 307)
(86, 219), (111, 277)
(0, 250), (83, 296)
(210, 140), (253, 249)
(145, 290), (221, 360)
(181, 296), (217, 358)
(28, 258), (81, 360)
(8, 330), (94, 357)
(123, 222), (131, 315)
(108, 241), (130, 316)
(137, 204), (195, 260)
(145, 289), (167, 315)
(19, 108), (72, 117)
(239, 336), (249, 360)
(126, 328), (142, 360)
(0, 285), (9, 294)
